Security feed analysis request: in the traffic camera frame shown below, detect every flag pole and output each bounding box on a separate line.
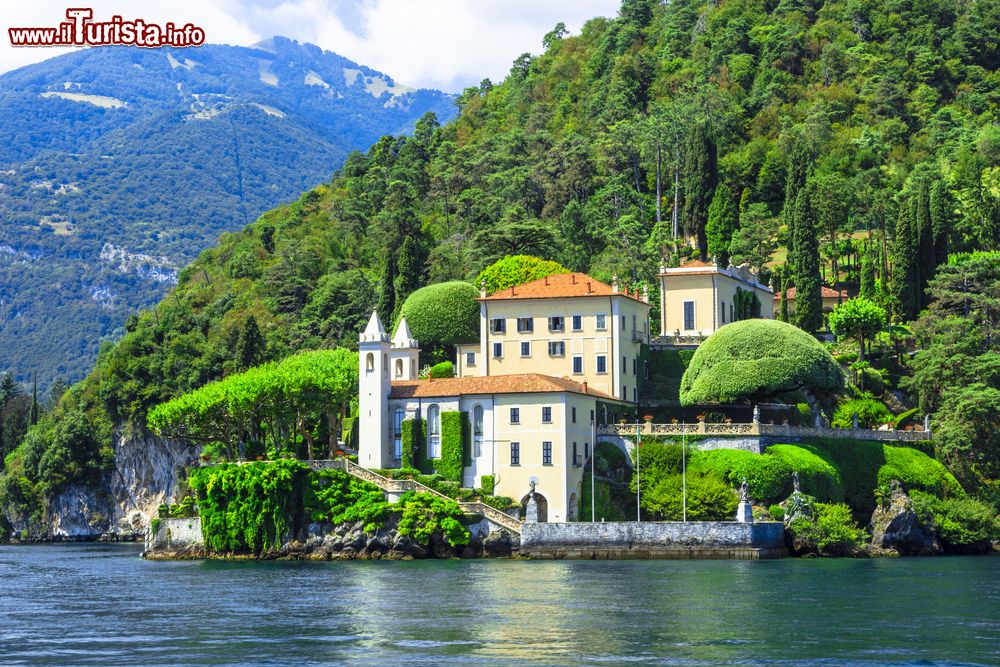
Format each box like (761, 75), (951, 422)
(682, 423), (687, 522)
(591, 416), (596, 522)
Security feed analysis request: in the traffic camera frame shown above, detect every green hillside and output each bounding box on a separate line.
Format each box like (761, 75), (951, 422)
(2, 0), (999, 531)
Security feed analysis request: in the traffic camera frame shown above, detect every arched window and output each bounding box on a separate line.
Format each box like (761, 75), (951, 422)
(365, 352), (375, 372)
(473, 404), (484, 457)
(393, 408), (404, 459)
(410, 359), (417, 377)
(427, 405), (441, 459)
(601, 405), (608, 426)
(382, 353), (388, 377)
(395, 359), (403, 378)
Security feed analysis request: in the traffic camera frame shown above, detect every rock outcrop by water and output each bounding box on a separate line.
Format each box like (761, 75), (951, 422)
(868, 482), (941, 556)
(11, 429), (198, 541)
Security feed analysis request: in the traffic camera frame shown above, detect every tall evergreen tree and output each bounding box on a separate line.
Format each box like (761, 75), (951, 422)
(393, 236), (423, 323)
(376, 255), (397, 324)
(235, 316), (265, 371)
(791, 188), (823, 333)
(859, 252), (876, 300)
(782, 144), (808, 264)
(929, 180), (951, 267)
(682, 122), (717, 258)
(705, 182), (739, 267)
(0, 372), (18, 407)
(915, 179), (934, 307)
(891, 202), (920, 322)
(29, 373), (39, 427)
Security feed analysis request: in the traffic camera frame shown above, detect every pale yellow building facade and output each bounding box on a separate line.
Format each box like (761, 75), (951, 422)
(658, 260), (774, 338)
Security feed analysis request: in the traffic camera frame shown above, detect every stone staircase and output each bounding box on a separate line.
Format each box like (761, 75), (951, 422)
(327, 459), (523, 535)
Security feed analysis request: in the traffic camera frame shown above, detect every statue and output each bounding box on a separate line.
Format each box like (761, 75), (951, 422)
(752, 404), (761, 424)
(852, 412), (859, 429)
(923, 414), (931, 433)
(792, 471), (800, 493)
(736, 477), (753, 523)
(814, 412), (823, 429)
(529, 480), (536, 498)
(739, 477), (750, 502)
(525, 480), (539, 523)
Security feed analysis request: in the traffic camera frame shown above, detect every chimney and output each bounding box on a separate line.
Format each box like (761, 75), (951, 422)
(544, 276), (549, 286)
(586, 282), (592, 294)
(571, 274), (577, 284)
(582, 380), (588, 394)
(510, 285), (515, 296)
(480, 279), (487, 299)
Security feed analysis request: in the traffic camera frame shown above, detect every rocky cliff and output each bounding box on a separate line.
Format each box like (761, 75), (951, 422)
(44, 429), (197, 540)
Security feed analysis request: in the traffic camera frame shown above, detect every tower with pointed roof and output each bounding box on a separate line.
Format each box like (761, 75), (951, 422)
(390, 317), (420, 381)
(359, 310), (392, 468)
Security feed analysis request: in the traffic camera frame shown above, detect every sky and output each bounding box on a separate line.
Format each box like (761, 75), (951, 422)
(1, 0), (621, 92)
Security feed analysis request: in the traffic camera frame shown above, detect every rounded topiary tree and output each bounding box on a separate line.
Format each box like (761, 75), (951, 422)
(397, 282), (479, 358)
(476, 255), (569, 294)
(679, 319), (844, 405)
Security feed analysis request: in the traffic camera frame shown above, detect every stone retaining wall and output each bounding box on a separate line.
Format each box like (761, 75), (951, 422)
(521, 521), (787, 559)
(144, 517), (204, 558)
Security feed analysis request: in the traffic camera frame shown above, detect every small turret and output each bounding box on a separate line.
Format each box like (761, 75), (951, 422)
(358, 310), (392, 468)
(390, 316), (420, 381)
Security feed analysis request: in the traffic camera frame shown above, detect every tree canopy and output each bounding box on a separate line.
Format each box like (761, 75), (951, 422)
(475, 255), (570, 295)
(680, 319), (845, 405)
(396, 281), (481, 353)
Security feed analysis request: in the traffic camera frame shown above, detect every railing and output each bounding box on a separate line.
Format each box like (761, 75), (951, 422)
(650, 334), (708, 347)
(341, 459), (523, 534)
(597, 421), (932, 442)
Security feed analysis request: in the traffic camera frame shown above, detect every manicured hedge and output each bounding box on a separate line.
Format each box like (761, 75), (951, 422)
(400, 418), (427, 472)
(436, 411), (469, 483)
(475, 255), (569, 294)
(690, 445), (842, 503)
(429, 361), (454, 378)
(397, 281), (480, 347)
(764, 445), (843, 502)
(680, 319), (845, 405)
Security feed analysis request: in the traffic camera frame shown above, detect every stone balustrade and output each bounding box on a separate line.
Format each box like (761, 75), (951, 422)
(598, 421), (931, 442)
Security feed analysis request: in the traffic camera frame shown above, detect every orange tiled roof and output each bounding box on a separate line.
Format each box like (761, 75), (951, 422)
(389, 373), (617, 401)
(775, 286), (849, 301)
(480, 272), (646, 303)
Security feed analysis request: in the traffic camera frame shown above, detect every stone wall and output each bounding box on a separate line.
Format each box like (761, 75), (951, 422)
(144, 517), (204, 559)
(521, 521), (786, 559)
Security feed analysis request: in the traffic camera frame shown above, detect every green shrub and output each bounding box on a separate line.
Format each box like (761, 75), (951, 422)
(641, 349), (695, 402)
(789, 502), (866, 555)
(768, 504), (785, 521)
(766, 445), (844, 502)
(690, 449), (788, 500)
(395, 491), (470, 547)
(642, 473), (738, 521)
(595, 441), (628, 476)
(307, 468), (391, 532)
(190, 460), (309, 554)
(832, 398), (893, 429)
(680, 319), (845, 405)
(397, 281), (480, 347)
(479, 474), (495, 496)
(910, 491), (1000, 552)
(631, 441), (682, 497)
(429, 361), (454, 378)
(878, 446), (963, 498)
(435, 411), (467, 483)
(475, 255), (569, 294)
(400, 418), (427, 472)
(794, 402), (812, 426)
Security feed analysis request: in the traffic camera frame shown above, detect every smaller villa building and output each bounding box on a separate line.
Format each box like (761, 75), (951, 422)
(657, 260), (773, 340)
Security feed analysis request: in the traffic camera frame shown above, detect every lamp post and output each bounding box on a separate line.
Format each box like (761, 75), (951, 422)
(635, 417), (641, 522)
(591, 417), (596, 522)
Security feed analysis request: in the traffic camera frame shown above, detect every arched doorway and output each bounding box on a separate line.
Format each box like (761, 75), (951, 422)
(520, 492), (548, 523)
(567, 493), (578, 521)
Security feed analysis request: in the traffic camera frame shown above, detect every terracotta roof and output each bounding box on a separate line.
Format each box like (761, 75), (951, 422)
(480, 272), (647, 304)
(389, 373), (617, 401)
(679, 259), (714, 268)
(775, 286), (849, 301)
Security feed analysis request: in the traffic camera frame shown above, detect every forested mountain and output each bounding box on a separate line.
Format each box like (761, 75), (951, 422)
(2, 0), (999, 532)
(0, 37), (456, 387)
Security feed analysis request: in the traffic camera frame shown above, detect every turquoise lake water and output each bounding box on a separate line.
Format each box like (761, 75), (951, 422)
(0, 543), (997, 666)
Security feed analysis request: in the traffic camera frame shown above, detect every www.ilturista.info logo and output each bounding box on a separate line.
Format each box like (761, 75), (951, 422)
(9, 8), (205, 48)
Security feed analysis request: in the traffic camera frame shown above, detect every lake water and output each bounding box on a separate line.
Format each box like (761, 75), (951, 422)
(0, 544), (997, 666)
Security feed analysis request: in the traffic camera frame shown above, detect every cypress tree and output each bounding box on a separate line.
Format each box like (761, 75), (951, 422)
(393, 236), (423, 323)
(30, 373), (39, 426)
(235, 315), (265, 371)
(780, 287), (789, 322)
(682, 122), (717, 258)
(929, 180), (950, 267)
(377, 255), (396, 324)
(705, 182), (739, 267)
(782, 144), (808, 264)
(859, 251), (876, 300)
(915, 179), (934, 307)
(791, 188), (823, 333)
(891, 202), (919, 322)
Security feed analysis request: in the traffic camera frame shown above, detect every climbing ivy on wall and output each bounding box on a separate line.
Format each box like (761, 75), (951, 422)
(401, 417), (428, 472)
(733, 288), (762, 321)
(436, 411), (469, 483)
(189, 459), (309, 555)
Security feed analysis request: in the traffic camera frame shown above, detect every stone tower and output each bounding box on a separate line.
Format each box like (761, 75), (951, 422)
(390, 317), (420, 381)
(358, 310), (391, 469)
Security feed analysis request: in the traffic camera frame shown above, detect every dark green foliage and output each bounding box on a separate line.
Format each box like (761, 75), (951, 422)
(832, 398), (893, 429)
(682, 122), (718, 258)
(768, 504), (785, 522)
(307, 468), (391, 532)
(791, 188), (822, 333)
(789, 503), (866, 555)
(436, 411), (467, 483)
(400, 418), (426, 472)
(395, 491), (470, 547)
(479, 474), (495, 496)
(641, 349), (694, 402)
(189, 460), (309, 555)
(643, 473), (737, 521)
(828, 298), (886, 362)
(680, 319), (844, 405)
(234, 316), (265, 371)
(705, 182), (739, 267)
(892, 204), (920, 322)
(910, 490), (1000, 553)
(475, 255), (569, 294)
(878, 446), (963, 498)
(691, 445), (842, 503)
(397, 282), (480, 352)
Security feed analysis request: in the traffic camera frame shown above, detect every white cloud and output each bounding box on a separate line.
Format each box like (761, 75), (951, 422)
(0, 0), (620, 92)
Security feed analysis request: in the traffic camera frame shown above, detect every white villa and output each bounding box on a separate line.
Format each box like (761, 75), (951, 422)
(357, 262), (777, 522)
